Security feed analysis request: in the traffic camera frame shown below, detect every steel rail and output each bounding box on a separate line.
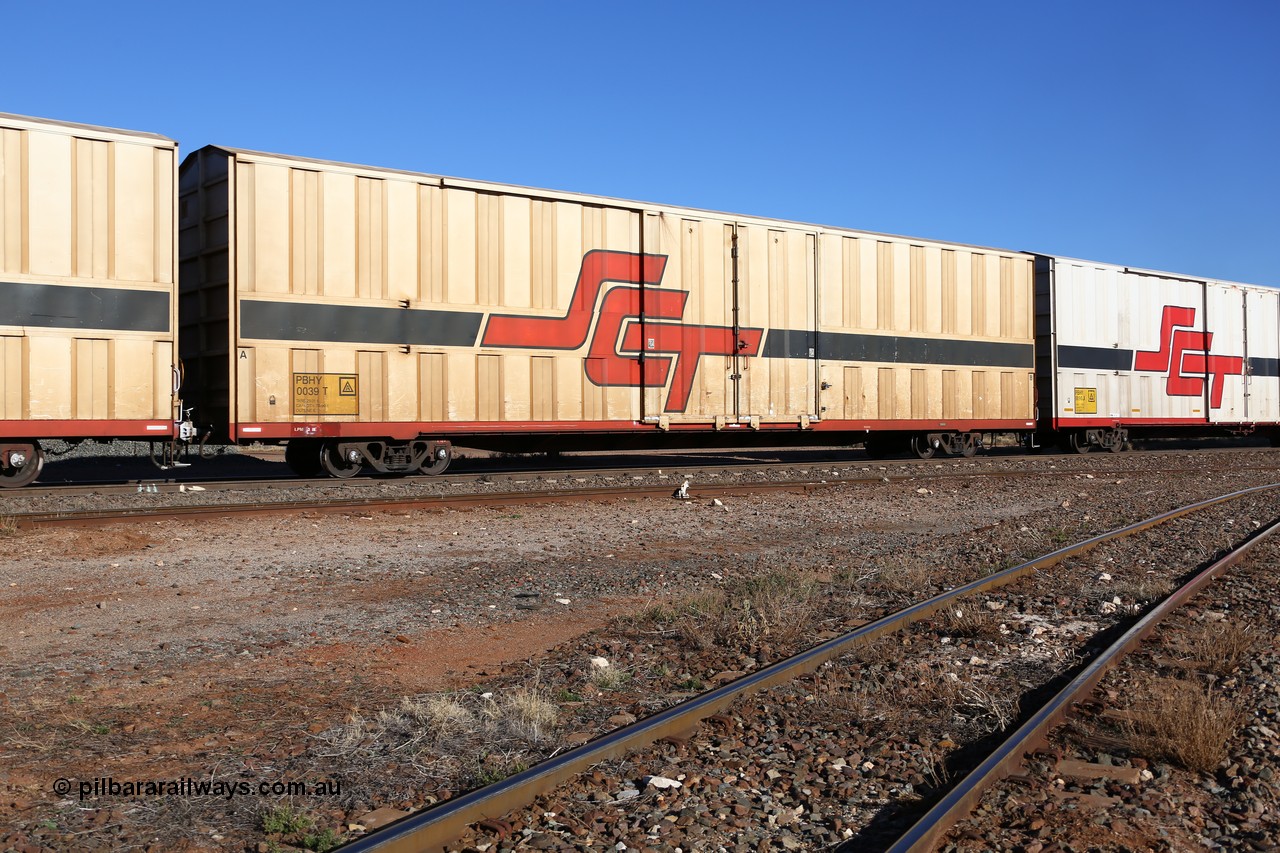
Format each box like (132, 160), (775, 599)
(12, 479), (834, 529)
(884, 502), (1280, 852)
(19, 445), (1280, 499)
(16, 457), (1280, 528)
(334, 482), (1280, 852)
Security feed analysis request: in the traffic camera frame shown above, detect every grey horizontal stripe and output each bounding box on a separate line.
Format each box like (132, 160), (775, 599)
(240, 300), (483, 347)
(1250, 357), (1280, 377)
(1058, 345), (1134, 372)
(763, 329), (1033, 368)
(760, 329), (815, 359)
(0, 281), (169, 333)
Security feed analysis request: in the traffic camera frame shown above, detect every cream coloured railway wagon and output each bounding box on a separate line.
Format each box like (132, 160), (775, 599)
(179, 145), (1036, 478)
(1035, 254), (1280, 452)
(0, 113), (179, 487)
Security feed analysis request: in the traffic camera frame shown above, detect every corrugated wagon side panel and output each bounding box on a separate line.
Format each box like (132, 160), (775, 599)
(815, 235), (1034, 429)
(222, 150), (661, 434)
(25, 130), (74, 277)
(0, 115), (178, 439)
(322, 171), (359, 299)
(179, 147), (232, 435)
(1051, 259), (1210, 426)
(746, 225), (815, 422)
(648, 214), (731, 421)
(1205, 283), (1247, 423)
(1241, 287), (1279, 423)
(0, 130), (21, 271)
(0, 337), (24, 417)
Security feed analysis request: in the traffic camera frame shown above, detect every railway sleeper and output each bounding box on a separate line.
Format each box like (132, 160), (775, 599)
(287, 438), (452, 479)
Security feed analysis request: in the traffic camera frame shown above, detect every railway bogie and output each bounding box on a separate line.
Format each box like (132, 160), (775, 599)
(282, 438), (451, 478)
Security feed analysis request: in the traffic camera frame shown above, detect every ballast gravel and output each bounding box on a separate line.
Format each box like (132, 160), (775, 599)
(0, 445), (1278, 852)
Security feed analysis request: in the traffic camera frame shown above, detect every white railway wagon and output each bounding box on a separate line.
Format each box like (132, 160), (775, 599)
(179, 146), (1036, 477)
(1035, 254), (1280, 451)
(0, 113), (179, 487)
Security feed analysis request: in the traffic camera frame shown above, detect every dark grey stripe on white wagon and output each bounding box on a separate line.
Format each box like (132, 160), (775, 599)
(1249, 357), (1280, 377)
(1057, 345), (1135, 372)
(762, 329), (1034, 368)
(240, 300), (484, 346)
(0, 281), (170, 333)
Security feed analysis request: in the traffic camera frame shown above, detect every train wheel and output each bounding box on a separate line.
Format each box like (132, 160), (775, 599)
(959, 433), (978, 458)
(284, 439), (323, 478)
(418, 444), (452, 475)
(320, 443), (362, 479)
(1068, 431), (1091, 454)
(910, 434), (936, 459)
(0, 443), (43, 488)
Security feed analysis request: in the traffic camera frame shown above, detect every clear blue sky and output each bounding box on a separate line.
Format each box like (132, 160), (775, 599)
(7, 1), (1277, 285)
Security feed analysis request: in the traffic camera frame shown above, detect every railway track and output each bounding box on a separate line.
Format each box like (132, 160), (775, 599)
(332, 484), (1280, 852)
(16, 442), (1280, 497)
(11, 447), (1280, 529)
(889, 504), (1280, 852)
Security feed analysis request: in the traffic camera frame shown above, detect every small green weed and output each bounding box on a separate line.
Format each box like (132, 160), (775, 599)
(261, 804), (312, 835)
(303, 828), (342, 852)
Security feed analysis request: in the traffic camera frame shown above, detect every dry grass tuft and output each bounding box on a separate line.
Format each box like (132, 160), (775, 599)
(1107, 574), (1174, 605)
(854, 557), (936, 598)
(1124, 678), (1245, 773)
(819, 656), (1014, 742)
(628, 572), (825, 655)
(497, 686), (558, 743)
(387, 694), (474, 742)
(0, 516), (17, 538)
(587, 664), (631, 691)
(936, 606), (1003, 642)
(318, 683), (560, 779)
(1186, 621), (1258, 676)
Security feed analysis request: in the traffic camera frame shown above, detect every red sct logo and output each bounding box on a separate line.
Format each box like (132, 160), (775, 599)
(1133, 306), (1244, 408)
(481, 250), (763, 413)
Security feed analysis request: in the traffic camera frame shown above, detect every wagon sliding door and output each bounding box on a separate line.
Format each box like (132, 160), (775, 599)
(640, 214), (735, 423)
(1240, 287), (1280, 425)
(734, 222), (818, 425)
(639, 215), (816, 426)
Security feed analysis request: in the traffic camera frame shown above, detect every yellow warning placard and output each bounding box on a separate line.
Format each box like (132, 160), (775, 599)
(293, 373), (359, 416)
(1073, 387), (1097, 414)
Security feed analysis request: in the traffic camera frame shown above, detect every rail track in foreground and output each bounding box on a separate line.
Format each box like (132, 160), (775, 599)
(330, 483), (1280, 852)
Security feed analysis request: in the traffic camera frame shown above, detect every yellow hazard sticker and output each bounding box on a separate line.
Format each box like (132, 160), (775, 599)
(293, 373), (359, 416)
(1073, 387), (1097, 415)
